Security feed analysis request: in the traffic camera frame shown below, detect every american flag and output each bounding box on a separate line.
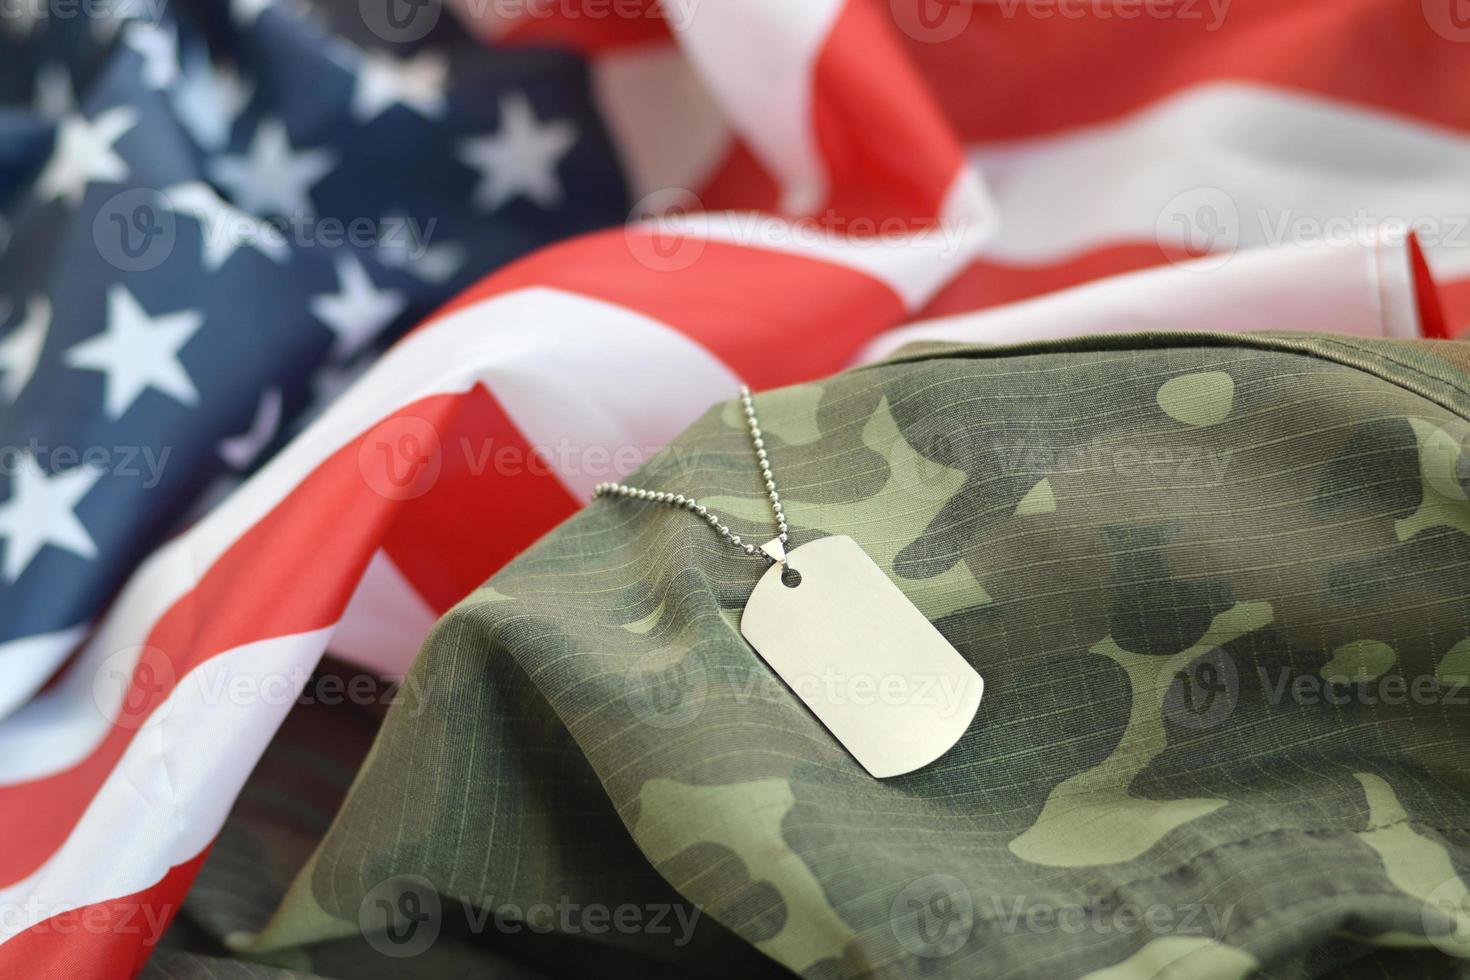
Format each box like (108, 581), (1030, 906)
(0, 0), (1463, 975)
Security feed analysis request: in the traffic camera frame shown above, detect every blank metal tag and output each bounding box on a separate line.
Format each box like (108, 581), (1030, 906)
(740, 535), (983, 778)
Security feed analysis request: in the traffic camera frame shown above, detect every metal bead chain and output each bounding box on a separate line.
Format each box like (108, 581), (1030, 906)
(592, 385), (788, 564)
(741, 383), (790, 552)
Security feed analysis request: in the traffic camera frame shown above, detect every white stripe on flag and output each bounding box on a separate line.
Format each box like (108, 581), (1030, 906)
(649, 168), (995, 310)
(0, 626), (87, 724)
(969, 81), (1470, 279)
(592, 45), (734, 203)
(0, 628), (334, 947)
(858, 237), (1426, 363)
(329, 550), (440, 677)
(668, 0), (845, 215)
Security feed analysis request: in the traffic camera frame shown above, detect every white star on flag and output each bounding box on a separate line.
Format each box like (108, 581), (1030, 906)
(171, 47), (252, 151)
(352, 49), (449, 123)
(0, 297), (51, 402)
(383, 238), (465, 284)
(231, 0), (273, 27)
(0, 455), (102, 582)
(210, 118), (336, 218)
(65, 285), (204, 420)
(310, 256), (406, 359)
(165, 181), (290, 270)
(375, 211), (465, 284)
(123, 22), (179, 90)
(35, 107), (138, 206)
(458, 92), (578, 212)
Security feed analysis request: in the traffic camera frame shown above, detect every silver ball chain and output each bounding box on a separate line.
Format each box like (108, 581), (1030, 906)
(593, 385), (790, 565)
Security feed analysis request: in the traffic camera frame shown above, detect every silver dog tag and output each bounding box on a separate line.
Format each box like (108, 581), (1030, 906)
(740, 536), (983, 778)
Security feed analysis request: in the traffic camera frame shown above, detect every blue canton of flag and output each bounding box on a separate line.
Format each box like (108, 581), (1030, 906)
(0, 0), (629, 717)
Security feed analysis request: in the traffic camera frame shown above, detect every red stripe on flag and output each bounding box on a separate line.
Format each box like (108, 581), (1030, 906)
(382, 385), (581, 613)
(1440, 277), (1470, 339)
(896, 0), (1470, 140)
(0, 848), (208, 980)
(480, 0), (672, 53)
(435, 233), (909, 387)
(917, 244), (1175, 319)
(921, 238), (1453, 340)
(698, 141), (782, 214)
(811, 0), (967, 223)
(1408, 233), (1450, 340)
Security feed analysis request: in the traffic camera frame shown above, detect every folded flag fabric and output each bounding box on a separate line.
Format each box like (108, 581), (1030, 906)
(1, 0), (1469, 977)
(0, 0), (626, 718)
(163, 331), (1470, 978)
(480, 0), (1470, 331)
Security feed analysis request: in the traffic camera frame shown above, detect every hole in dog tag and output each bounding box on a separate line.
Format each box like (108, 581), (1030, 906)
(740, 536), (983, 778)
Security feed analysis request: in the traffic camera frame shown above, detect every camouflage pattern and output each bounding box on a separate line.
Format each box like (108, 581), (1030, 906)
(160, 333), (1470, 978)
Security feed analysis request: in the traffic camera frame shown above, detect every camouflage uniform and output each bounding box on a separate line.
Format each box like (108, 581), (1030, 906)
(157, 333), (1470, 979)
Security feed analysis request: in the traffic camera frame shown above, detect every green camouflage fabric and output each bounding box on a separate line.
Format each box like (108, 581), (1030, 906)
(159, 332), (1470, 979)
